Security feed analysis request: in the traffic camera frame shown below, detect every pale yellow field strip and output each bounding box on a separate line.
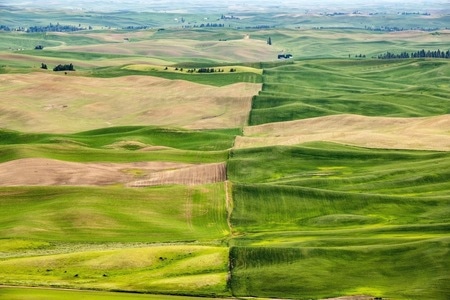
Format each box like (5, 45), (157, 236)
(236, 114), (450, 151)
(128, 162), (226, 187)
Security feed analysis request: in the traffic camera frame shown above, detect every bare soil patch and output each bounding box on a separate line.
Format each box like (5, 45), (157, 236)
(236, 114), (450, 151)
(0, 73), (260, 133)
(128, 162), (226, 187)
(0, 158), (223, 186)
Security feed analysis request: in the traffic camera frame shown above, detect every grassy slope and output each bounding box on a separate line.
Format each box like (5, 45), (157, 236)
(0, 127), (239, 151)
(230, 53), (449, 299)
(236, 39), (449, 299)
(227, 144), (449, 299)
(0, 126), (234, 294)
(229, 238), (449, 299)
(249, 59), (450, 125)
(89, 66), (262, 87)
(228, 143), (449, 232)
(0, 127), (237, 164)
(0, 184), (229, 243)
(0, 245), (229, 296)
(228, 142), (450, 197)
(0, 183), (230, 295)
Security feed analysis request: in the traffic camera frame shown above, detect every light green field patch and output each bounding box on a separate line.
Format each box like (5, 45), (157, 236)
(0, 287), (229, 300)
(0, 239), (50, 252)
(0, 184), (230, 243)
(123, 64), (164, 72)
(148, 273), (226, 290)
(0, 245), (229, 296)
(121, 168), (147, 178)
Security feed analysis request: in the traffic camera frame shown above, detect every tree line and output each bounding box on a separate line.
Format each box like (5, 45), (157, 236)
(164, 67), (236, 73)
(378, 49), (450, 59)
(41, 63), (75, 72)
(367, 26), (442, 32)
(27, 23), (90, 33)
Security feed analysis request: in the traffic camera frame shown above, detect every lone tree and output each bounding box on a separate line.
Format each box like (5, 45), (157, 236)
(267, 37), (272, 45)
(41, 63), (48, 70)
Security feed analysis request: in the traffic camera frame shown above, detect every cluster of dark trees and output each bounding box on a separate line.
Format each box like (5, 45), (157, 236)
(367, 26), (441, 32)
(399, 12), (430, 15)
(194, 68), (236, 73)
(164, 67), (236, 73)
(52, 63), (75, 71)
(313, 25), (445, 32)
(122, 25), (151, 30)
(183, 23), (225, 29)
(220, 15), (240, 20)
(324, 12), (346, 16)
(378, 49), (450, 59)
(1, 26), (27, 31)
(27, 23), (90, 33)
(238, 25), (273, 29)
(278, 54), (293, 59)
(41, 63), (75, 71)
(196, 23), (225, 28)
(318, 11), (430, 16)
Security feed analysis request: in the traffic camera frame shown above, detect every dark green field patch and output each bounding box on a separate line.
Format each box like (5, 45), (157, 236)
(250, 59), (450, 125)
(0, 126), (238, 164)
(228, 143), (450, 299)
(229, 238), (450, 299)
(228, 142), (450, 197)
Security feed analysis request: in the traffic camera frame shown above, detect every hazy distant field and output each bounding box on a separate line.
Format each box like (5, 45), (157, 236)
(1, 2), (449, 299)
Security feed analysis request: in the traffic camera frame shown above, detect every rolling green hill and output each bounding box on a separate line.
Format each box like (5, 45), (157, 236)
(0, 184), (229, 243)
(227, 143), (450, 299)
(250, 59), (450, 125)
(0, 127), (237, 164)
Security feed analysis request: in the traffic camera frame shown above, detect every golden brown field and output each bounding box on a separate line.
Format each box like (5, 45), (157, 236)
(0, 158), (225, 187)
(0, 73), (261, 132)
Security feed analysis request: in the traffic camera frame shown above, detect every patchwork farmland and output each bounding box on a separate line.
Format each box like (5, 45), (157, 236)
(0, 1), (449, 300)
